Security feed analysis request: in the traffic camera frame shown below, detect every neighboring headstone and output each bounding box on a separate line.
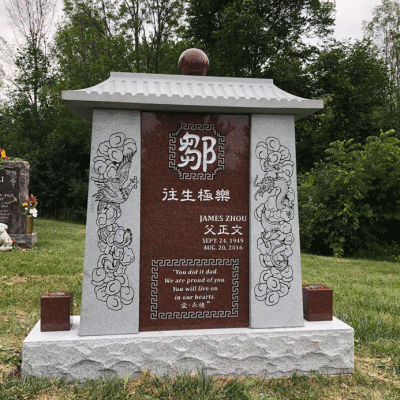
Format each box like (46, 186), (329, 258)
(0, 161), (28, 233)
(0, 161), (37, 248)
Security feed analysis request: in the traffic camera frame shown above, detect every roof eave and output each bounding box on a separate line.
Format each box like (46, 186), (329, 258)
(62, 92), (323, 121)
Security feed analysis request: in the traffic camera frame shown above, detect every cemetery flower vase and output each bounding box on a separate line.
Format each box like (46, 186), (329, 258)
(40, 291), (73, 331)
(302, 284), (333, 321)
(25, 215), (33, 235)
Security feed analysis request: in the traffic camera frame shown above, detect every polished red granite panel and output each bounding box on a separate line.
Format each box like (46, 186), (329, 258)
(41, 291), (73, 331)
(302, 284), (333, 321)
(140, 113), (249, 331)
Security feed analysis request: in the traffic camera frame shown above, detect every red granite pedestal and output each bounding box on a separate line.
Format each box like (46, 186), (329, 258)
(41, 291), (73, 331)
(302, 284), (333, 321)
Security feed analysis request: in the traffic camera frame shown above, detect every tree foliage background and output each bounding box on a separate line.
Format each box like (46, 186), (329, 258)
(0, 0), (399, 259)
(299, 131), (400, 260)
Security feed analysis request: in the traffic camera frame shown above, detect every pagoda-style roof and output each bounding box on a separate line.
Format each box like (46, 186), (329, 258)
(62, 72), (323, 120)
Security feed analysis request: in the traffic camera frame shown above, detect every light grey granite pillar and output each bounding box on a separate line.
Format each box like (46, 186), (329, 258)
(79, 109), (141, 336)
(250, 114), (303, 328)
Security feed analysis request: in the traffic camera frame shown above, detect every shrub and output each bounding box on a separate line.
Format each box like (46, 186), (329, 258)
(298, 130), (400, 260)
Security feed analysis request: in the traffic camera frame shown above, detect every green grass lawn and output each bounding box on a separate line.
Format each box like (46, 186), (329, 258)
(1, 218), (400, 399)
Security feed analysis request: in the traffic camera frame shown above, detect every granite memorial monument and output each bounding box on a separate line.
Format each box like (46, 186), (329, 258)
(21, 49), (354, 379)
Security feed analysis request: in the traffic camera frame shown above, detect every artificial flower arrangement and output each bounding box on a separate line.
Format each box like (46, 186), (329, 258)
(0, 148), (23, 170)
(0, 148), (10, 171)
(0, 148), (9, 160)
(21, 194), (38, 217)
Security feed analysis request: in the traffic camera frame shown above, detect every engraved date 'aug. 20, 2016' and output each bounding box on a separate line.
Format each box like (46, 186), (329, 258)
(201, 214), (246, 251)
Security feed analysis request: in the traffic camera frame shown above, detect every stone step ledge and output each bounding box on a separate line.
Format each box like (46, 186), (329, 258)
(22, 316), (354, 380)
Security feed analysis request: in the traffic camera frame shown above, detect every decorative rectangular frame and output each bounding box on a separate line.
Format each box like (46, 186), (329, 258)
(150, 258), (239, 319)
(168, 123), (225, 180)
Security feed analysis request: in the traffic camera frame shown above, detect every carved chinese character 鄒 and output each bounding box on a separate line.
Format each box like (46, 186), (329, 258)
(177, 132), (217, 172)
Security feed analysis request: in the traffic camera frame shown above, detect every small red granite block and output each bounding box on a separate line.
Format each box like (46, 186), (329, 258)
(302, 284), (333, 321)
(41, 291), (72, 331)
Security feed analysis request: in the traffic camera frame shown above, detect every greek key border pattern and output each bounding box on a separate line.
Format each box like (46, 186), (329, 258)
(168, 123), (225, 180)
(150, 259), (239, 319)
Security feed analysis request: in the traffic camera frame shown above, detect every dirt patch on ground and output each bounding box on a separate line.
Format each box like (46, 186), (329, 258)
(0, 275), (49, 286)
(355, 355), (400, 386)
(0, 364), (19, 380)
(35, 388), (72, 400)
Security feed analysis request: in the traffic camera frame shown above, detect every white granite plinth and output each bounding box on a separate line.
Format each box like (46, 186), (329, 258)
(22, 316), (354, 381)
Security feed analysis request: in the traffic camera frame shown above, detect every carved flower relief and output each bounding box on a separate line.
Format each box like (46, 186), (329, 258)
(93, 134), (137, 181)
(264, 196), (294, 222)
(91, 258), (134, 311)
(97, 253), (117, 273)
(93, 282), (134, 310)
(94, 249), (134, 276)
(256, 137), (293, 173)
(254, 266), (293, 306)
(91, 132), (137, 311)
(96, 205), (122, 228)
(93, 156), (117, 178)
(97, 132), (136, 158)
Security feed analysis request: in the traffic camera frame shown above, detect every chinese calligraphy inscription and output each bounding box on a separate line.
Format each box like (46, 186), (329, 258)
(140, 113), (249, 331)
(169, 123), (225, 180)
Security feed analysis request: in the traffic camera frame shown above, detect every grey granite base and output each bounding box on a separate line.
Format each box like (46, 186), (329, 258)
(10, 233), (37, 248)
(21, 316), (354, 380)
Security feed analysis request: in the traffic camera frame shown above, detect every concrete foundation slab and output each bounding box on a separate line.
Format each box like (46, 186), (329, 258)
(10, 233), (37, 248)
(22, 316), (354, 381)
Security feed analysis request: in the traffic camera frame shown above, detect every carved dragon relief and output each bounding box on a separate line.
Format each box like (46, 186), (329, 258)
(253, 137), (295, 306)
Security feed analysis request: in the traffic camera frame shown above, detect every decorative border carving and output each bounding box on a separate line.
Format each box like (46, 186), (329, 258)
(169, 123), (225, 180)
(253, 137), (295, 306)
(90, 132), (138, 311)
(150, 259), (239, 319)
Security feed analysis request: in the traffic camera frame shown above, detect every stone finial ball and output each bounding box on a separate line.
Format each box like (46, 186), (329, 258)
(178, 49), (209, 76)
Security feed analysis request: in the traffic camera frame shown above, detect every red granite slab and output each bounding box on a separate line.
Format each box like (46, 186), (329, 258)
(140, 113), (249, 331)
